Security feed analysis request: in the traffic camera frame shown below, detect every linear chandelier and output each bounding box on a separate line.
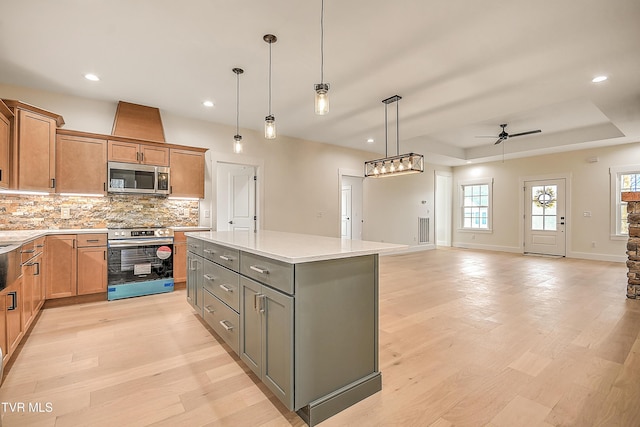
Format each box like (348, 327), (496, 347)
(364, 95), (424, 178)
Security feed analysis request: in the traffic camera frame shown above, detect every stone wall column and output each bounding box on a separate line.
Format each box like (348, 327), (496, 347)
(623, 192), (640, 298)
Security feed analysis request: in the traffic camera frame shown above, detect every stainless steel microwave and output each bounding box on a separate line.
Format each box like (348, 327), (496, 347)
(107, 161), (170, 195)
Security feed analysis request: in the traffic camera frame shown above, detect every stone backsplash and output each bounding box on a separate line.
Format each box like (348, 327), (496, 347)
(0, 194), (199, 230)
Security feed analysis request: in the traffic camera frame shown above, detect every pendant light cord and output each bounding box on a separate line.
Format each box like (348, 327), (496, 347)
(236, 72), (240, 134)
(396, 99), (400, 156)
(268, 41), (272, 115)
(384, 102), (388, 158)
(320, 0), (324, 84)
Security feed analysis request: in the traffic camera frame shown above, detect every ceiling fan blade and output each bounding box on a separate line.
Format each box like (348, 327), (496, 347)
(475, 135), (497, 138)
(494, 138), (503, 145)
(509, 129), (541, 138)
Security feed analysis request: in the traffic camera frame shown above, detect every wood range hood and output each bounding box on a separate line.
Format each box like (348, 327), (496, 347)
(111, 101), (166, 142)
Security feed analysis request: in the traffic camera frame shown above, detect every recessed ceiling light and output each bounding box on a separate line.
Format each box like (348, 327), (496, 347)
(592, 75), (608, 83)
(366, 138), (374, 144)
(203, 100), (214, 107)
(466, 160), (472, 164)
(84, 73), (100, 81)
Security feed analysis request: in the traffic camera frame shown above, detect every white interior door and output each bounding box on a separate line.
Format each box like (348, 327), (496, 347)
(341, 185), (352, 238)
(228, 166), (256, 231)
(524, 178), (566, 256)
(435, 171), (453, 247)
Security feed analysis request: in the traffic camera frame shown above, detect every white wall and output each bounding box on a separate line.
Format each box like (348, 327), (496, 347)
(452, 144), (640, 261)
(363, 163), (452, 247)
(2, 83), (431, 242)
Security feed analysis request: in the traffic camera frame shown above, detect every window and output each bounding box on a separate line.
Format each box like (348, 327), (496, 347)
(460, 178), (493, 231)
(610, 165), (640, 237)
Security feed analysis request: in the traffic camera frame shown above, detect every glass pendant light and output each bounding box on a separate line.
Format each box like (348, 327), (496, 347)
(314, 0), (330, 115)
(264, 34), (277, 139)
(232, 67), (244, 153)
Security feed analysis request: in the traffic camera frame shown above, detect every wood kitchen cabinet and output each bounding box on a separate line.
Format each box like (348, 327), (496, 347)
(2, 100), (64, 192)
(0, 100), (12, 189)
(108, 140), (169, 166)
(77, 234), (107, 295)
(4, 276), (24, 360)
(46, 235), (77, 299)
(170, 148), (205, 198)
(173, 232), (187, 285)
(56, 134), (107, 194)
(46, 234), (107, 299)
(21, 237), (45, 332)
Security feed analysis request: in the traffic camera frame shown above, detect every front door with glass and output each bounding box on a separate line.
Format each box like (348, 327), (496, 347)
(524, 179), (566, 256)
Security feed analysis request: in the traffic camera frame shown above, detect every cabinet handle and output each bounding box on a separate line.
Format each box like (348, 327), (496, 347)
(203, 249), (213, 255)
(203, 274), (214, 281)
(0, 168), (2, 181)
(219, 320), (234, 331)
(258, 295), (266, 313)
(136, 152), (140, 161)
(36, 244), (44, 248)
(86, 239), (100, 243)
(8, 292), (17, 311)
(219, 284), (233, 293)
(204, 305), (214, 314)
(104, 182), (106, 191)
(35, 262), (40, 276)
(73, 239), (76, 249)
(141, 152), (144, 162)
(21, 249), (35, 254)
(104, 250), (106, 261)
(51, 178), (56, 188)
(219, 255), (233, 262)
(250, 265), (269, 274)
(190, 259), (198, 270)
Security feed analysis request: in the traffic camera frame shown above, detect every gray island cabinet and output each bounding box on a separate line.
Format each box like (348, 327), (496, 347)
(185, 230), (404, 426)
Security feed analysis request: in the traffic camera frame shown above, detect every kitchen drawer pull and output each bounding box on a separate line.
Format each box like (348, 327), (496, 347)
(204, 305), (214, 314)
(86, 239), (100, 243)
(190, 259), (198, 270)
(8, 292), (17, 311)
(219, 284), (233, 293)
(203, 249), (213, 254)
(219, 320), (234, 331)
(219, 255), (233, 261)
(250, 265), (269, 274)
(189, 244), (200, 249)
(203, 274), (214, 281)
(21, 249), (35, 254)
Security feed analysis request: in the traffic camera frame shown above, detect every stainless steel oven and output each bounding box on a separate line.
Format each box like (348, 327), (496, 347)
(107, 228), (174, 300)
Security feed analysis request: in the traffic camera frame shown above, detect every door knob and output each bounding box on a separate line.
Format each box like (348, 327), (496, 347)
(228, 220), (234, 224)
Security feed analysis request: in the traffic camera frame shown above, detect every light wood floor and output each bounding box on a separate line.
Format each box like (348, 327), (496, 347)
(1, 248), (639, 426)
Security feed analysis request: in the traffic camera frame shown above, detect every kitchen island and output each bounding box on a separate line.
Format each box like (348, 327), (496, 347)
(184, 230), (405, 426)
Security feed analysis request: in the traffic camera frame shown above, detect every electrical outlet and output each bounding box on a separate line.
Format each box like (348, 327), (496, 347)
(204, 210), (210, 218)
(61, 207), (70, 219)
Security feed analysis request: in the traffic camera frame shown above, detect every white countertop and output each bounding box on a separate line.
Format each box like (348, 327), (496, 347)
(184, 230), (407, 263)
(0, 228), (109, 245)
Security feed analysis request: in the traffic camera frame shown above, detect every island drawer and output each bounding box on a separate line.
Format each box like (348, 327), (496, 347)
(186, 237), (204, 257)
(203, 242), (239, 272)
(240, 251), (294, 295)
(77, 233), (107, 247)
(203, 259), (240, 312)
(203, 289), (239, 355)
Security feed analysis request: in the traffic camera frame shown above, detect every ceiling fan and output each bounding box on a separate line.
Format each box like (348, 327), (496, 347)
(478, 123), (542, 145)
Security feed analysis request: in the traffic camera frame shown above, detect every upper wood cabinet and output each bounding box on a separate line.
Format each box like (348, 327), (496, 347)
(56, 134), (107, 194)
(0, 101), (12, 189)
(108, 140), (169, 166)
(2, 100), (64, 192)
(170, 148), (205, 198)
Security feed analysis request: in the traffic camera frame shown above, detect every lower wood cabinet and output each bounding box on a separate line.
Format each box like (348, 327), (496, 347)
(173, 232), (187, 284)
(2, 276), (24, 364)
(46, 233), (107, 299)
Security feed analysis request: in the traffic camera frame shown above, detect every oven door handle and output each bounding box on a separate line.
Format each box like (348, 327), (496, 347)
(108, 239), (174, 248)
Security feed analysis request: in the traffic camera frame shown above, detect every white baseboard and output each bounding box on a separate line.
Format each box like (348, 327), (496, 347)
(381, 243), (435, 256)
(452, 242), (521, 253)
(567, 251), (626, 263)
